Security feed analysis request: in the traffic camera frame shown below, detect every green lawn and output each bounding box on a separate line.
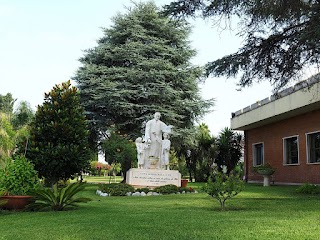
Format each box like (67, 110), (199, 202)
(82, 175), (123, 184)
(1, 183), (320, 240)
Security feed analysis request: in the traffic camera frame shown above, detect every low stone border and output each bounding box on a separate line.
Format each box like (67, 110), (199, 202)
(96, 190), (198, 197)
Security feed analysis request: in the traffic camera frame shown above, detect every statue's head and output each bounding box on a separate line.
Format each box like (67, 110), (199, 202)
(154, 112), (161, 120)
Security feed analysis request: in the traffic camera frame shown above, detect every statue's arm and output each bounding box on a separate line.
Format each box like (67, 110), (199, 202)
(161, 122), (173, 133)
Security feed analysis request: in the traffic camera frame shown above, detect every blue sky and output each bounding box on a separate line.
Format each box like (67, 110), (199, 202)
(0, 0), (275, 135)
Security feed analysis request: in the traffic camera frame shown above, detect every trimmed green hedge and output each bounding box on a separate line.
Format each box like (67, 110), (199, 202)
(154, 184), (178, 194)
(98, 183), (134, 196)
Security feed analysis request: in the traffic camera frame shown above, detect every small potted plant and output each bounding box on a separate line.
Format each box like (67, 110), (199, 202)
(253, 163), (275, 186)
(0, 155), (40, 210)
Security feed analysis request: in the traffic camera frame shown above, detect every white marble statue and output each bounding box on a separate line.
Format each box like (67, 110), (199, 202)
(144, 112), (172, 161)
(161, 132), (171, 170)
(135, 137), (145, 169)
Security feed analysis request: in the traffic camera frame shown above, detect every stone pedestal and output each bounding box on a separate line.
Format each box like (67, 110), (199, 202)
(126, 168), (181, 188)
(263, 175), (271, 187)
(144, 157), (160, 169)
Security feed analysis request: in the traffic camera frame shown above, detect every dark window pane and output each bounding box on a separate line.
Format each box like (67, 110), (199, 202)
(254, 143), (263, 166)
(284, 137), (298, 164)
(309, 132), (320, 163)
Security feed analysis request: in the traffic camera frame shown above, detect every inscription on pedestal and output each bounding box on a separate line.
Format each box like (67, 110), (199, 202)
(126, 168), (181, 187)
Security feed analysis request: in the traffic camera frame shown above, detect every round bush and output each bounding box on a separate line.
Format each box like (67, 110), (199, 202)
(136, 187), (150, 194)
(296, 183), (320, 194)
(154, 184), (178, 194)
(179, 187), (194, 193)
(0, 156), (40, 195)
(98, 183), (134, 196)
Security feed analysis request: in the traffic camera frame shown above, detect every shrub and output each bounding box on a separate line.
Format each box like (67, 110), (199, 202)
(0, 187), (6, 208)
(89, 161), (110, 176)
(28, 182), (91, 211)
(136, 187), (150, 193)
(179, 187), (194, 193)
(0, 155), (40, 195)
(98, 183), (134, 196)
(154, 184), (178, 194)
(203, 171), (244, 211)
(296, 183), (320, 194)
(253, 163), (275, 176)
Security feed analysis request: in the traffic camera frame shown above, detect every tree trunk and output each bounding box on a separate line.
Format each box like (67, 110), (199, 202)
(220, 199), (226, 211)
(189, 170), (193, 182)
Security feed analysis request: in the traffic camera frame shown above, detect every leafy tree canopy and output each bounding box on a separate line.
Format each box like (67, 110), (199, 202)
(101, 131), (136, 181)
(0, 113), (15, 166)
(163, 0), (320, 90)
(27, 81), (91, 186)
(12, 101), (34, 129)
(174, 123), (215, 182)
(0, 93), (16, 115)
(215, 127), (242, 174)
(0, 112), (31, 167)
(73, 2), (213, 139)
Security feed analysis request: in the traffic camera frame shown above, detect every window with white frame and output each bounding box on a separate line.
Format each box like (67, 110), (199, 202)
(307, 131), (320, 163)
(253, 143), (264, 166)
(283, 136), (299, 165)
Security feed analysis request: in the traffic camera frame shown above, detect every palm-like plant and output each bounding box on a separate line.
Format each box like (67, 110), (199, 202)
(0, 112), (31, 168)
(215, 127), (243, 174)
(0, 113), (15, 167)
(28, 182), (91, 211)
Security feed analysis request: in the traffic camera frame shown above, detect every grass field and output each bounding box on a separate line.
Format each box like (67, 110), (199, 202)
(1, 182), (320, 240)
(82, 175), (123, 184)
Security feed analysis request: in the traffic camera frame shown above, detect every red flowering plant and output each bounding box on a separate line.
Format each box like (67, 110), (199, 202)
(90, 161), (110, 176)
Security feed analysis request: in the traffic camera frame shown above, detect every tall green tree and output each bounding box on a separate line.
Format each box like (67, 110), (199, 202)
(0, 93), (16, 116)
(0, 113), (15, 167)
(12, 101), (34, 129)
(73, 2), (213, 139)
(26, 81), (91, 186)
(101, 131), (136, 181)
(163, 0), (320, 90)
(11, 101), (34, 156)
(195, 123), (216, 181)
(215, 127), (242, 174)
(175, 124), (215, 182)
(0, 112), (31, 168)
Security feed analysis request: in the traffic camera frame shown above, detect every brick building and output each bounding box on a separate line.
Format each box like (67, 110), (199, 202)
(231, 74), (320, 184)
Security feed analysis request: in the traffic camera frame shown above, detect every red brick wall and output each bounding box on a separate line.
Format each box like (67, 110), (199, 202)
(245, 109), (320, 184)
